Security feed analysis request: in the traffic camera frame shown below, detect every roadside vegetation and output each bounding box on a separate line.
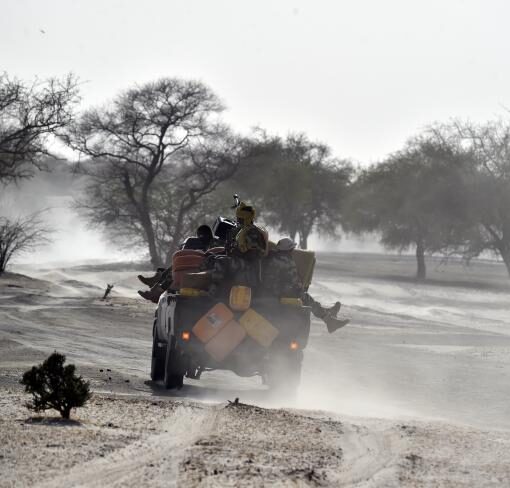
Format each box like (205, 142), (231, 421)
(1, 71), (510, 280)
(0, 211), (51, 274)
(20, 352), (91, 420)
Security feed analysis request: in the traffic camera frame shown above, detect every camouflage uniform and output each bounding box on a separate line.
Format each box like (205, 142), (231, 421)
(205, 224), (267, 296)
(262, 250), (331, 319)
(262, 251), (302, 298)
(207, 254), (262, 295)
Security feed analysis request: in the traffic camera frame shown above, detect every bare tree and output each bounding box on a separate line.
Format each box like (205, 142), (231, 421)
(434, 120), (510, 276)
(158, 133), (248, 261)
(75, 131), (246, 265)
(0, 212), (51, 274)
(0, 73), (79, 184)
(65, 78), (225, 268)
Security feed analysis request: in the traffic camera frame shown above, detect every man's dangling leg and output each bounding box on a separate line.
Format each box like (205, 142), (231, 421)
(302, 293), (349, 333)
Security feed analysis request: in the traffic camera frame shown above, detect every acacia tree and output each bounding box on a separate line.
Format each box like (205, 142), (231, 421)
(436, 120), (510, 276)
(0, 212), (51, 274)
(345, 137), (472, 280)
(76, 131), (246, 264)
(65, 78), (226, 268)
(231, 132), (352, 249)
(0, 73), (79, 184)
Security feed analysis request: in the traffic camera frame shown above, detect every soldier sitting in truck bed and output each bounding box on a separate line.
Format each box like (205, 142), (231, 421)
(206, 202), (268, 295)
(138, 202), (265, 301)
(138, 199), (349, 334)
(262, 237), (349, 333)
(137, 224), (216, 302)
(206, 203), (349, 333)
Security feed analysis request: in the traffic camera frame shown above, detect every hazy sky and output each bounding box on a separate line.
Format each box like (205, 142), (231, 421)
(2, 0), (509, 163)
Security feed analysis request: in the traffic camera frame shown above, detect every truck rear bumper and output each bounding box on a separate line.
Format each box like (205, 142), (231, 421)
(170, 294), (311, 377)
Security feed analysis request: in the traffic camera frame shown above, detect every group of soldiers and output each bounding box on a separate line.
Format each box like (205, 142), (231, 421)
(137, 202), (349, 333)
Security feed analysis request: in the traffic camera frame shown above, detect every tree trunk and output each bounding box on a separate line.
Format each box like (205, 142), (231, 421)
(139, 208), (163, 269)
(299, 232), (309, 250)
(166, 202), (188, 264)
(145, 223), (163, 268)
(122, 170), (163, 269)
(498, 247), (510, 278)
(415, 240), (426, 281)
(165, 228), (183, 265)
(0, 250), (6, 273)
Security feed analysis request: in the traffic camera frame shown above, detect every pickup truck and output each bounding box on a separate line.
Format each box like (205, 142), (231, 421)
(150, 288), (311, 393)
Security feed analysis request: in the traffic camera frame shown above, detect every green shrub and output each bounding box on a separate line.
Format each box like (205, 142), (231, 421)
(20, 352), (91, 419)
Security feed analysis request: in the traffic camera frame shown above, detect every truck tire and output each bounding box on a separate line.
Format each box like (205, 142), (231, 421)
(163, 336), (184, 389)
(150, 326), (165, 382)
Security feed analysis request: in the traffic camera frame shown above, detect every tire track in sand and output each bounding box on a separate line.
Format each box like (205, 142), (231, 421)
(334, 422), (404, 487)
(34, 405), (219, 488)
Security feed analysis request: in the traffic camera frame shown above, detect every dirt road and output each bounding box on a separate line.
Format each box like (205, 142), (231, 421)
(1, 254), (510, 486)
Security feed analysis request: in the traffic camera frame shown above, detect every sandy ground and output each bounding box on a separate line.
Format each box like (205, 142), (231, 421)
(1, 253), (510, 486)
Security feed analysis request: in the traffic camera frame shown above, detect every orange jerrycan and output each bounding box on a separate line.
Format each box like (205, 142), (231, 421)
(172, 250), (205, 288)
(192, 303), (233, 343)
(239, 308), (279, 348)
(204, 320), (246, 362)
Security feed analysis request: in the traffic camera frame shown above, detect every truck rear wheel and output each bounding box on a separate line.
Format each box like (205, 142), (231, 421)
(163, 336), (184, 389)
(150, 327), (165, 382)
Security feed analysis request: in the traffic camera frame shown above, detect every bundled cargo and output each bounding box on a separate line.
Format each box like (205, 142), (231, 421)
(172, 250), (205, 288)
(181, 271), (211, 290)
(292, 249), (316, 290)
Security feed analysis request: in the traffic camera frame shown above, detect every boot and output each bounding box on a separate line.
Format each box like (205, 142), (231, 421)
(327, 301), (341, 317)
(137, 271), (163, 288)
(324, 314), (350, 333)
(137, 285), (164, 303)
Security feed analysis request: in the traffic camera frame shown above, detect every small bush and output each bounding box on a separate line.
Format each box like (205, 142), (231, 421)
(20, 352), (91, 419)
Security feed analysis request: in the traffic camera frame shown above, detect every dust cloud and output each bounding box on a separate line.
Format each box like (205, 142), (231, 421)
(0, 164), (132, 266)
